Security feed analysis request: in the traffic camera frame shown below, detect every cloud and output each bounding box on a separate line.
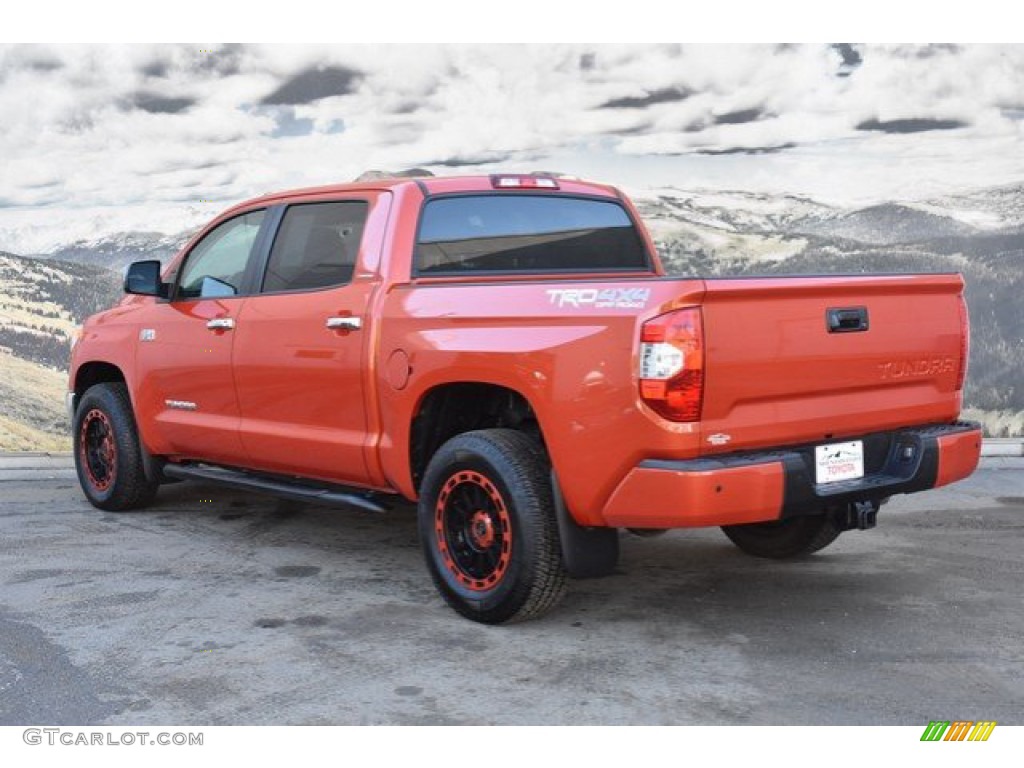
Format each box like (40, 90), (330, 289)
(2, 42), (1024, 249)
(599, 86), (693, 110)
(189, 44), (245, 77)
(0, 45), (63, 79)
(422, 151), (516, 167)
(712, 107), (768, 125)
(24, 55), (62, 72)
(856, 117), (968, 133)
(140, 59), (170, 78)
(609, 121), (653, 136)
(261, 65), (363, 105)
(126, 91), (196, 114)
(898, 44), (961, 59)
(831, 43), (863, 77)
(694, 143), (795, 155)
(137, 45), (245, 80)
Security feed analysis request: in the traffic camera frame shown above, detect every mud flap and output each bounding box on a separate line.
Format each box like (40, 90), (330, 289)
(138, 438), (168, 484)
(551, 471), (619, 579)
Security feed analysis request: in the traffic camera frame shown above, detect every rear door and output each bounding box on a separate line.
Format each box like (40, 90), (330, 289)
(698, 274), (966, 454)
(231, 192), (391, 485)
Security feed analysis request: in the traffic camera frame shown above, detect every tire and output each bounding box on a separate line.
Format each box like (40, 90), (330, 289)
(418, 429), (567, 624)
(73, 382), (159, 512)
(721, 513), (842, 559)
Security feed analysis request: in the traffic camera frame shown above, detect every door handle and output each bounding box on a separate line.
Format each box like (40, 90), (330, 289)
(826, 307), (868, 333)
(206, 317), (235, 331)
(326, 316), (362, 331)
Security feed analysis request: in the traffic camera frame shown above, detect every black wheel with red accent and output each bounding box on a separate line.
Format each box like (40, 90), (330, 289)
(721, 513), (842, 559)
(418, 429), (567, 624)
(73, 382), (159, 512)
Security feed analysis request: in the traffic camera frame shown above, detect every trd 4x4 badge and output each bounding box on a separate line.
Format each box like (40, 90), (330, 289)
(546, 288), (651, 309)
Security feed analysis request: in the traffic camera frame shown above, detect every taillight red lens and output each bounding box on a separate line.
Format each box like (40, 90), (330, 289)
(490, 174), (559, 189)
(638, 308), (704, 422)
(956, 294), (970, 391)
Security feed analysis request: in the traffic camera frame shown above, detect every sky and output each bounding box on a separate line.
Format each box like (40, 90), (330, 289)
(2, 43), (1024, 253)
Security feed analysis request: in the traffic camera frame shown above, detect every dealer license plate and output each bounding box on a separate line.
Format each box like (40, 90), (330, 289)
(814, 440), (864, 484)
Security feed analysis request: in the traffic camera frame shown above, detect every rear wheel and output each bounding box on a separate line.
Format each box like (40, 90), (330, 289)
(418, 429), (567, 624)
(721, 513), (841, 559)
(627, 528), (668, 538)
(74, 383), (159, 511)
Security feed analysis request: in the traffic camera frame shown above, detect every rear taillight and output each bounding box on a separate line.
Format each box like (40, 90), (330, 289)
(956, 294), (970, 391)
(639, 307), (704, 422)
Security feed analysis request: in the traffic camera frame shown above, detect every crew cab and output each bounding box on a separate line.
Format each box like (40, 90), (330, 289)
(68, 174), (982, 623)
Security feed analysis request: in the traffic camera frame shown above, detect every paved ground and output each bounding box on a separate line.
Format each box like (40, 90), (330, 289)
(1, 458), (1022, 725)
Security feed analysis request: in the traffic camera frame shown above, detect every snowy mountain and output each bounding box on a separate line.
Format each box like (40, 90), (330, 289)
(790, 203), (979, 246)
(43, 229), (189, 272)
(634, 187), (837, 235)
(922, 182), (1024, 230)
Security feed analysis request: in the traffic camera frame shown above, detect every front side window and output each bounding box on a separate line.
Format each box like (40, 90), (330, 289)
(261, 201), (369, 293)
(415, 195), (651, 275)
(177, 210), (266, 300)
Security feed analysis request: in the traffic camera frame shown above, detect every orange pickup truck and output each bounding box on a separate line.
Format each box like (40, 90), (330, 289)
(68, 174), (982, 623)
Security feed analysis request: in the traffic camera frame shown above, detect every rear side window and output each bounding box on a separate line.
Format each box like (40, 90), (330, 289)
(262, 201), (369, 293)
(415, 195), (650, 275)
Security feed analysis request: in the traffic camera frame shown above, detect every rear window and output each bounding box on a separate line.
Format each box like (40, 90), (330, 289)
(415, 195), (651, 275)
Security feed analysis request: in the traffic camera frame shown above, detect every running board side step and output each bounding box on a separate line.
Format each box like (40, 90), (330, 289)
(162, 463), (391, 513)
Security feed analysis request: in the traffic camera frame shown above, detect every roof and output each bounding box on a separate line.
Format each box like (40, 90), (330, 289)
(223, 174), (622, 215)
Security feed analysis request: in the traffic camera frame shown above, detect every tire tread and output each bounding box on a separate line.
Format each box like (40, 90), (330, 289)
(74, 382), (158, 511)
(722, 513), (842, 559)
(419, 428), (567, 624)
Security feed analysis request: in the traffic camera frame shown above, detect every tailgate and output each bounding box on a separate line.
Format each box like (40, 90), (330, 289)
(699, 274), (966, 455)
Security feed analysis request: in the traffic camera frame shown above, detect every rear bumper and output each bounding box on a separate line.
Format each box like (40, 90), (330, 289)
(600, 421), (982, 529)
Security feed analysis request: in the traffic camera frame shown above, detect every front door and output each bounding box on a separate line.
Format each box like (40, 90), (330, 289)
(134, 209), (267, 464)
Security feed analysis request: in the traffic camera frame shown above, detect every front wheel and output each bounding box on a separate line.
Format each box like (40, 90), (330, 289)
(418, 429), (567, 624)
(73, 382), (159, 511)
(721, 513), (842, 559)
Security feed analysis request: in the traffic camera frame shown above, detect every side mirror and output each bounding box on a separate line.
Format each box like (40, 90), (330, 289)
(124, 260), (168, 298)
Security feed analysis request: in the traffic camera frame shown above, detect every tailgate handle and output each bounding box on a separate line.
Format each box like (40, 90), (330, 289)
(827, 307), (869, 333)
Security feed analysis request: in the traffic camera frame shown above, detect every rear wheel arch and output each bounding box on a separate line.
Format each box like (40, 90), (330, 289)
(408, 382), (620, 584)
(409, 382), (545, 493)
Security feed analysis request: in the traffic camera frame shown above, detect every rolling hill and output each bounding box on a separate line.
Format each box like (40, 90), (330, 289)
(0, 252), (121, 450)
